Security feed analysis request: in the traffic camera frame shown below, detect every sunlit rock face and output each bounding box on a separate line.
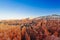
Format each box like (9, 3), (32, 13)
(0, 14), (60, 40)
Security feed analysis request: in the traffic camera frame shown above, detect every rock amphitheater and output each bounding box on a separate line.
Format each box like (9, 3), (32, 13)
(0, 14), (60, 40)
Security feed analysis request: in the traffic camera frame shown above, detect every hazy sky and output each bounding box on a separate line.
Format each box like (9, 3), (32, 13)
(0, 0), (60, 20)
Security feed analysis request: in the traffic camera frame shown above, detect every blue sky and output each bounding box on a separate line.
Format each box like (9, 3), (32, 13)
(0, 0), (60, 20)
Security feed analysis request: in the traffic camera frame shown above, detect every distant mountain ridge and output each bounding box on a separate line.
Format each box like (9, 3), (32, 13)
(34, 14), (60, 20)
